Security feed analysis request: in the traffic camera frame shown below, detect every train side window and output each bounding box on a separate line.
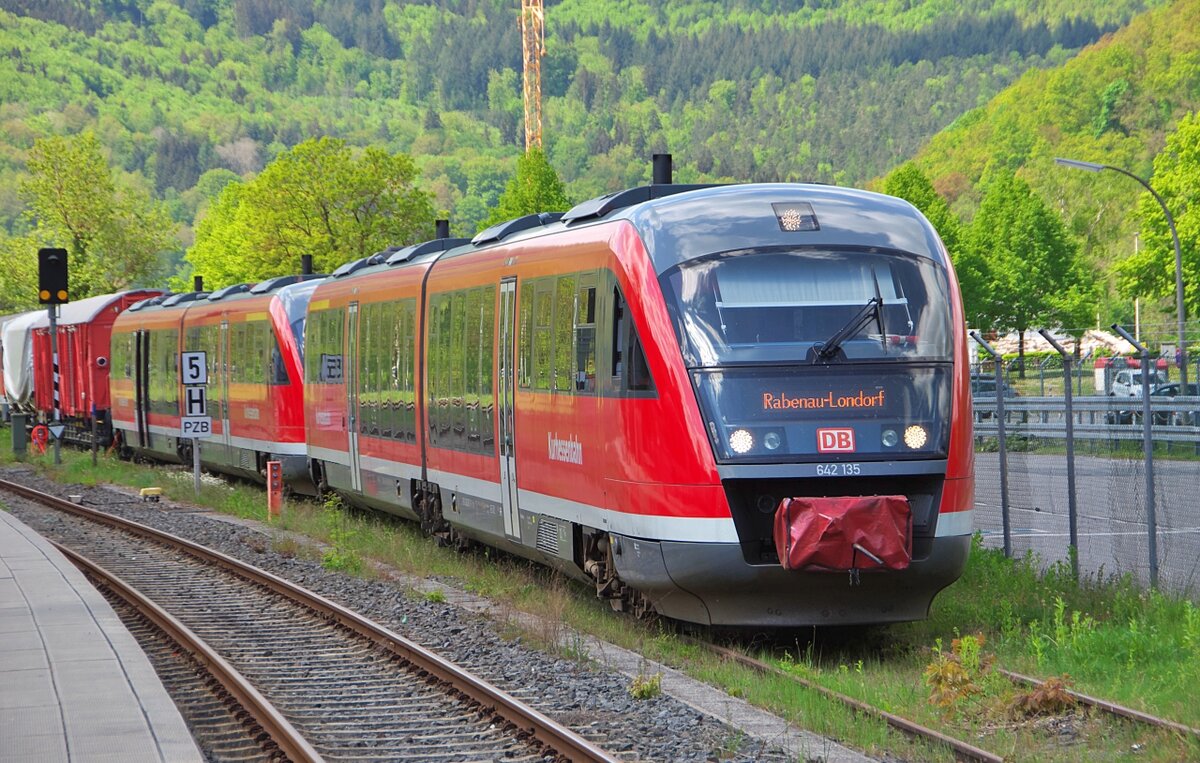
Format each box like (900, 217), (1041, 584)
(465, 288), (482, 449)
(574, 275), (597, 394)
(382, 302), (397, 439)
(439, 294), (454, 443)
(480, 286), (496, 451)
(155, 328), (179, 414)
(553, 275), (576, 393)
(369, 303), (382, 435)
(533, 281), (553, 391)
(229, 324), (241, 383)
(257, 322), (270, 385)
(304, 314), (318, 384)
(309, 309), (345, 385)
(517, 281), (533, 389)
(426, 296), (439, 444)
(451, 291), (467, 448)
(400, 299), (416, 441)
(270, 328), (288, 386)
(610, 284), (655, 394)
(426, 294), (443, 444)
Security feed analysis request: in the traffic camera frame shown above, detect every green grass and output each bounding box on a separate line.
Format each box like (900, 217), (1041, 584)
(4, 430), (1199, 760)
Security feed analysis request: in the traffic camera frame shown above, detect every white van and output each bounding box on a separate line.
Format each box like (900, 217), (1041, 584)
(1111, 368), (1167, 397)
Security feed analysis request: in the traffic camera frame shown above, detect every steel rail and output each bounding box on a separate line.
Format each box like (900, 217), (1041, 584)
(1000, 669), (1200, 738)
(694, 639), (1005, 763)
(53, 541), (322, 763)
(0, 478), (617, 763)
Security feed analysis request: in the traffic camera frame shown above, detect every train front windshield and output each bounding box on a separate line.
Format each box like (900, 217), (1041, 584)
(662, 248), (955, 462)
(663, 248), (952, 367)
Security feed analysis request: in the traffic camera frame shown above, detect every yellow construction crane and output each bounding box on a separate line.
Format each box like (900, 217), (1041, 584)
(520, 0), (544, 150)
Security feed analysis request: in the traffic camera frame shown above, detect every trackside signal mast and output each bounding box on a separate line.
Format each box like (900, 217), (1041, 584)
(520, 0), (544, 150)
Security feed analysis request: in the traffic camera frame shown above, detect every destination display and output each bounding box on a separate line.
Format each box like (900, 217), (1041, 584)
(691, 365), (951, 461)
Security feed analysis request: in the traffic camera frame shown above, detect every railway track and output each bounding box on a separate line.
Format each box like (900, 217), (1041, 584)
(0, 478), (618, 763)
(693, 638), (1200, 762)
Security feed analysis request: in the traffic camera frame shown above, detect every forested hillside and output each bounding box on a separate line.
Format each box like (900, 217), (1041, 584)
(906, 0), (1200, 330)
(0, 0), (1154, 247)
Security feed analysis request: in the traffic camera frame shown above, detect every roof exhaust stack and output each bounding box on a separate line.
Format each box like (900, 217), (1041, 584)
(301, 254), (313, 275)
(193, 276), (203, 292)
(652, 153), (672, 185)
(435, 219), (450, 239)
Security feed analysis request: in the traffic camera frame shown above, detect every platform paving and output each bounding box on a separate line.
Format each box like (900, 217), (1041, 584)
(0, 509), (202, 763)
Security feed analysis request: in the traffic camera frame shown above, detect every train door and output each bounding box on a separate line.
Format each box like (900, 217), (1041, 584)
(497, 279), (520, 540)
(217, 320), (232, 463)
(133, 329), (150, 448)
(345, 303), (363, 493)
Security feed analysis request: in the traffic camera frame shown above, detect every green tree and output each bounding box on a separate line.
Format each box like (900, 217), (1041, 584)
(186, 137), (437, 286)
(1114, 112), (1200, 322)
(0, 232), (41, 312)
(482, 148), (572, 230)
(15, 132), (175, 300)
(881, 163), (994, 323)
(967, 171), (1094, 372)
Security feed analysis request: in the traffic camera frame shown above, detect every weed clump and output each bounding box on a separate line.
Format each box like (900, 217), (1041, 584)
(321, 494), (364, 575)
(1010, 676), (1077, 718)
(924, 632), (993, 711)
(629, 671), (662, 700)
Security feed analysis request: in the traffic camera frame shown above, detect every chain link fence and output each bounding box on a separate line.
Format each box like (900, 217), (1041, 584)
(970, 329), (1200, 596)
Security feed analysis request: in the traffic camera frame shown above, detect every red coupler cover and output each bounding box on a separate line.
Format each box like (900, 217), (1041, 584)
(773, 495), (912, 571)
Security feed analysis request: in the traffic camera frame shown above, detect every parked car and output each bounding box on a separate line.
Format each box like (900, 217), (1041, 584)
(1107, 382), (1199, 425)
(970, 372), (1019, 421)
(1110, 368), (1167, 397)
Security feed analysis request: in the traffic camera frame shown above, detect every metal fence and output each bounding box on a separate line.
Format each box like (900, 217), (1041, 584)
(970, 332), (1200, 597)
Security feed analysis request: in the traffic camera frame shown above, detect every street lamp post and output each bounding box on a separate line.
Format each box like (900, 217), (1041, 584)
(1055, 157), (1188, 393)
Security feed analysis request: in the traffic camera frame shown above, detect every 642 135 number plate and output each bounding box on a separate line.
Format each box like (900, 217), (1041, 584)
(816, 463), (861, 477)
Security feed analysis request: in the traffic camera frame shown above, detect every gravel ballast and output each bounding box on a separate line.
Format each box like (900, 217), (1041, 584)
(0, 464), (866, 763)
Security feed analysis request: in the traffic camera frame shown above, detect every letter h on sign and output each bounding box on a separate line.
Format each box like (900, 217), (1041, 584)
(184, 386), (207, 417)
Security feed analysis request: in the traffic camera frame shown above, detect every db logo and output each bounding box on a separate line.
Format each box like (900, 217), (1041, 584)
(817, 428), (856, 453)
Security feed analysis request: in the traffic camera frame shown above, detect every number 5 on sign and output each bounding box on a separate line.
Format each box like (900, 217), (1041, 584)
(181, 351), (207, 385)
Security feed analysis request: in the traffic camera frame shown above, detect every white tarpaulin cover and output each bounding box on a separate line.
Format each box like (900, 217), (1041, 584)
(2, 311), (41, 407)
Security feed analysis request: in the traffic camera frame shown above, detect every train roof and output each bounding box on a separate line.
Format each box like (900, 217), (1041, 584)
(126, 274), (327, 317)
(322, 182), (949, 287)
(431, 183), (947, 274)
(617, 183), (948, 273)
(26, 290), (166, 327)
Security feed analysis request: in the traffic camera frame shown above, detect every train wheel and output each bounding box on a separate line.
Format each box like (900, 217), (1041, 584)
(415, 488), (451, 544)
(583, 533), (656, 620)
(312, 461), (330, 497)
(113, 431), (133, 460)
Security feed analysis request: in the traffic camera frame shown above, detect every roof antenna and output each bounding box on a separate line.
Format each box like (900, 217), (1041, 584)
(652, 153), (672, 185)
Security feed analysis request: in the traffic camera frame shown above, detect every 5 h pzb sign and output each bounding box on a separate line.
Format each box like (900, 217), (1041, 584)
(181, 351), (212, 438)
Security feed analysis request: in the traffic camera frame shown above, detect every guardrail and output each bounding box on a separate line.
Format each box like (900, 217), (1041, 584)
(972, 395), (1200, 444)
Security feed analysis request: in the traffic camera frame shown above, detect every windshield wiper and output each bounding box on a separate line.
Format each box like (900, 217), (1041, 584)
(812, 268), (889, 363)
(812, 297), (883, 362)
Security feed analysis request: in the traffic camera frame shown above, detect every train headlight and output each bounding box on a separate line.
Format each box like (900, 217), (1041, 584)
(729, 429), (754, 454)
(903, 425), (928, 449)
(763, 431), (782, 451)
(881, 429), (899, 448)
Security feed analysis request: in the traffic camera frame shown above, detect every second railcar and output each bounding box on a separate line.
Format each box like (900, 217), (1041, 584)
(307, 182), (974, 627)
(110, 277), (321, 489)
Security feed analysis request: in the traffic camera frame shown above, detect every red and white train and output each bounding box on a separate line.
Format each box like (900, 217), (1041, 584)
(1, 174), (974, 627)
(303, 180), (974, 626)
(108, 277), (322, 489)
